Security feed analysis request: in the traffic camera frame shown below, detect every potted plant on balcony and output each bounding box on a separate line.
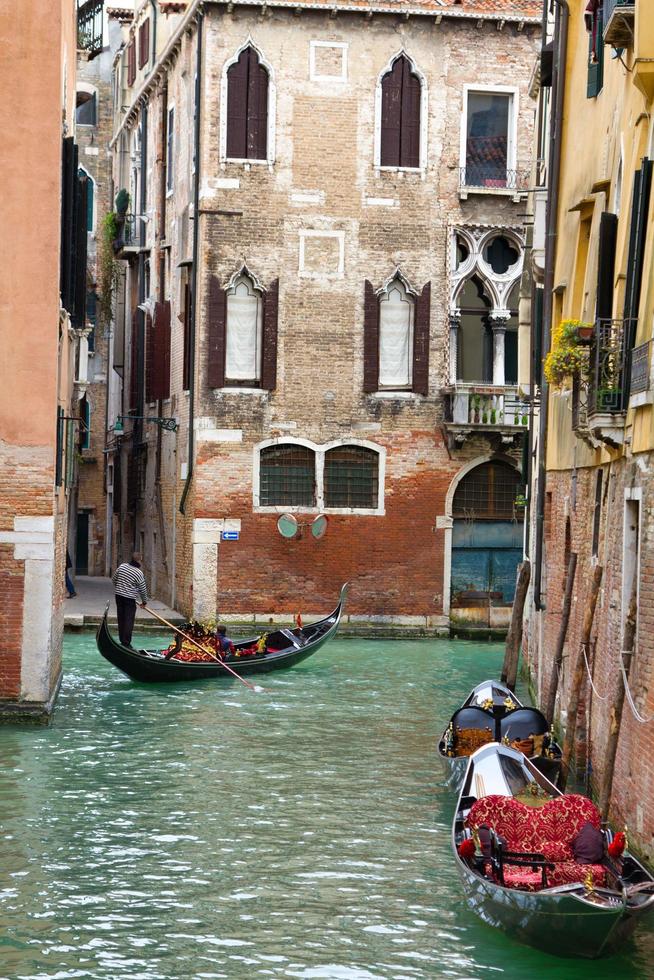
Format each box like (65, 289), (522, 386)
(544, 319), (590, 390)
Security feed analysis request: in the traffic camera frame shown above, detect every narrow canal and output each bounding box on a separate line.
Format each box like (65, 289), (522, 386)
(1, 634), (653, 980)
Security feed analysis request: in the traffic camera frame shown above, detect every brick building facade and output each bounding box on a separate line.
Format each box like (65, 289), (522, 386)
(0, 0), (89, 720)
(108, 0), (540, 627)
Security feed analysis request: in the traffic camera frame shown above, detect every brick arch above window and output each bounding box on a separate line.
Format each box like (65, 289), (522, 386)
(374, 51), (427, 172)
(220, 40), (276, 165)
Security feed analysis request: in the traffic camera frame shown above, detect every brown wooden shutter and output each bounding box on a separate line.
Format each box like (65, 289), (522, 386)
(413, 282), (430, 396)
(400, 60), (421, 169)
(182, 281), (192, 391)
(145, 313), (154, 401)
(151, 301), (171, 400)
(261, 278), (279, 391)
(138, 19), (150, 69)
(226, 49), (248, 159)
(207, 277), (226, 389)
(161, 299), (171, 399)
(127, 38), (136, 86)
(380, 58), (402, 167)
(363, 280), (380, 393)
(129, 315), (139, 410)
(596, 211), (617, 320)
(247, 52), (269, 160)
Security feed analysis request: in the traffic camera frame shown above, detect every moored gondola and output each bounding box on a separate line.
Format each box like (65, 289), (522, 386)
(452, 743), (654, 958)
(96, 584), (348, 682)
(438, 679), (563, 788)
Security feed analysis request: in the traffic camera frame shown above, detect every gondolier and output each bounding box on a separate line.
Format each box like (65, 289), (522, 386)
(112, 552), (148, 648)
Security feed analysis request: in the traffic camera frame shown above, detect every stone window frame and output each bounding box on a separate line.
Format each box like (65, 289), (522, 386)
(459, 83), (520, 193)
(253, 437), (386, 516)
(298, 229), (345, 279)
(309, 41), (348, 84)
(373, 49), (428, 176)
(219, 38), (277, 168)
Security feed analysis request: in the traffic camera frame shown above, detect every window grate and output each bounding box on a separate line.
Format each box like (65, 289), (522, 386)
(260, 446), (315, 507)
(453, 461), (523, 520)
(324, 446), (378, 509)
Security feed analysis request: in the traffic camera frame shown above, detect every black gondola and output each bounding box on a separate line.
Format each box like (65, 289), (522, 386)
(452, 743), (654, 958)
(438, 680), (563, 788)
(96, 584), (348, 682)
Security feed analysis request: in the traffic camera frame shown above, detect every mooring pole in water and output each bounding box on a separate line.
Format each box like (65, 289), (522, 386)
(544, 552), (577, 723)
(501, 560), (531, 691)
(561, 564), (603, 787)
(143, 606), (264, 693)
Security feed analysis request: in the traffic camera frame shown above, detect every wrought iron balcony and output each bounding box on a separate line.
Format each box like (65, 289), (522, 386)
(77, 1), (104, 59)
(113, 214), (139, 255)
(459, 163), (530, 197)
(630, 340), (651, 396)
(443, 384), (529, 448)
(587, 317), (636, 418)
(603, 0), (635, 48)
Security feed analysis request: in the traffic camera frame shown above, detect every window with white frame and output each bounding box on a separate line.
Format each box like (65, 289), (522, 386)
(225, 272), (263, 384)
(324, 446), (378, 509)
(256, 441), (383, 513)
(463, 89), (516, 189)
(259, 444), (316, 507)
(166, 105), (175, 194)
(378, 277), (414, 389)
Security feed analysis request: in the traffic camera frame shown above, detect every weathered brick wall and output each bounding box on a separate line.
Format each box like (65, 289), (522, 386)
(115, 8), (537, 619)
(528, 459), (654, 861)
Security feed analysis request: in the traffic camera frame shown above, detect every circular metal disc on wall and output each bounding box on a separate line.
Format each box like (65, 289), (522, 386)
(277, 514), (299, 538)
(311, 515), (328, 540)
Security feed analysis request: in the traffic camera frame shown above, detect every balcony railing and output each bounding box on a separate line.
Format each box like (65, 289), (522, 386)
(444, 384), (529, 429)
(587, 318), (636, 417)
(630, 340), (651, 396)
(78, 1), (104, 58)
(459, 164), (530, 194)
(603, 0), (635, 48)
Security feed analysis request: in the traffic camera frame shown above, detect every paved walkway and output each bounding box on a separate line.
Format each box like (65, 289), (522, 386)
(64, 576), (184, 629)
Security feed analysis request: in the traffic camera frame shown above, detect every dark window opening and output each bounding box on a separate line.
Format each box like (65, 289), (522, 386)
(259, 445), (315, 507)
(324, 446), (379, 509)
(380, 54), (421, 169)
(226, 46), (269, 161)
(76, 90), (97, 126)
(484, 236), (519, 274)
(465, 92), (510, 187)
(453, 461), (523, 520)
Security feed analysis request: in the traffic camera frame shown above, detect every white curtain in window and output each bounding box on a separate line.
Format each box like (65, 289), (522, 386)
(226, 276), (262, 380)
(379, 281), (413, 387)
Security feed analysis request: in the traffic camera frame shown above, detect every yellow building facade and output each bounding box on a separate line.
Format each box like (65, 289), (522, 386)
(526, 0), (654, 859)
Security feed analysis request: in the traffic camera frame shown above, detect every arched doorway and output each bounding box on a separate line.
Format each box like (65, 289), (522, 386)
(450, 460), (524, 622)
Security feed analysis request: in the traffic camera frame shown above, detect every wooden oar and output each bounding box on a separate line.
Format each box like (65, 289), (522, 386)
(143, 605), (264, 693)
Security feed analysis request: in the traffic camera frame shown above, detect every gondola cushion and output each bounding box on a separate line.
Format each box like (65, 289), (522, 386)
(467, 794), (604, 889)
(501, 868), (545, 891)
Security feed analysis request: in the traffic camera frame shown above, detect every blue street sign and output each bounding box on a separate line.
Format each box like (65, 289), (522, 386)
(221, 530), (240, 541)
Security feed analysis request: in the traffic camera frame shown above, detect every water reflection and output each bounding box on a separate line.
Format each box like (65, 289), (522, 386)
(0, 634), (652, 979)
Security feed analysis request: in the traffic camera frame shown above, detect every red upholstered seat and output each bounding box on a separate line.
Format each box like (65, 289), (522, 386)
(467, 793), (605, 892)
(502, 867), (545, 892)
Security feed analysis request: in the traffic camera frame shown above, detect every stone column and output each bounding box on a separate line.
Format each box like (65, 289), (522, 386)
(449, 310), (461, 384)
(490, 311), (511, 387)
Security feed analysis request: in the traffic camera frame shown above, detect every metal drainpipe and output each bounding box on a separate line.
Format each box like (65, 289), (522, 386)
(180, 11), (203, 515)
(149, 0), (157, 66)
(533, 0), (569, 610)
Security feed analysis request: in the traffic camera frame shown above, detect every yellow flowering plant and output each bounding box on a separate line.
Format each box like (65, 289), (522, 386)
(544, 319), (592, 390)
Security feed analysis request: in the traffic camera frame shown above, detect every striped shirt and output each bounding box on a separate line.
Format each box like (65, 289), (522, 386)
(112, 562), (148, 603)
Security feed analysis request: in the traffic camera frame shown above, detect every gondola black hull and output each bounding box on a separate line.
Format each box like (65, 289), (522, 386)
(96, 584), (347, 682)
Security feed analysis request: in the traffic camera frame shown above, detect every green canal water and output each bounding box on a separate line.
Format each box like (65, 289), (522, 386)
(1, 634), (654, 980)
